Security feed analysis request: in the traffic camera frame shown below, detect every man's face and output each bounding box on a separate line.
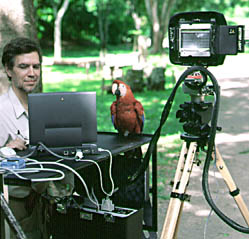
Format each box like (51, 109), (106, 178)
(6, 51), (41, 93)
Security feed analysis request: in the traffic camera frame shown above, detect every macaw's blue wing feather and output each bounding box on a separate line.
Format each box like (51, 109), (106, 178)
(110, 102), (116, 128)
(111, 115), (114, 125)
(133, 100), (145, 133)
(141, 114), (145, 132)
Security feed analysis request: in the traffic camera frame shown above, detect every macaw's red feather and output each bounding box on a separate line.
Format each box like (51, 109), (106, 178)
(110, 80), (145, 136)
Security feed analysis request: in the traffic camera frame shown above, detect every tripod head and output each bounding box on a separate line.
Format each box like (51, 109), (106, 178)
(176, 69), (218, 146)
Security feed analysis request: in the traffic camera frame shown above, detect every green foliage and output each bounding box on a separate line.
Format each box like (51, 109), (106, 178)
(35, 0), (135, 46)
(172, 0), (247, 14)
(62, 1), (98, 43)
(35, 0), (249, 48)
(42, 45), (101, 58)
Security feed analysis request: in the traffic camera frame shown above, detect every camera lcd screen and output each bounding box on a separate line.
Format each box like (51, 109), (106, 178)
(181, 31), (210, 49)
(179, 24), (212, 57)
(180, 30), (211, 57)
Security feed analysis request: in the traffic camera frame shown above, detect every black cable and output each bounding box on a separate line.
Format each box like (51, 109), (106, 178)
(37, 142), (78, 161)
(129, 66), (201, 183)
(199, 66), (249, 233)
(19, 145), (39, 158)
(130, 65), (249, 233)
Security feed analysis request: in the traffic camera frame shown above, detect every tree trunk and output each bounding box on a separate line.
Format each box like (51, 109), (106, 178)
(124, 69), (144, 92)
(147, 67), (165, 90)
(98, 8), (107, 59)
(97, 2), (109, 62)
(131, 11), (148, 65)
(144, 0), (176, 54)
(150, 1), (161, 54)
(131, 12), (141, 52)
(54, 0), (70, 63)
(0, 0), (42, 94)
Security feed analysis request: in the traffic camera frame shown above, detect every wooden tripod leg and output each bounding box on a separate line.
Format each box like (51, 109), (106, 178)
(215, 147), (249, 226)
(171, 143), (189, 239)
(160, 142), (197, 239)
(160, 142), (188, 239)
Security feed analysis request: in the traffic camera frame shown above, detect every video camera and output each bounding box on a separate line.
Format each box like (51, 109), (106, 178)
(168, 11), (245, 66)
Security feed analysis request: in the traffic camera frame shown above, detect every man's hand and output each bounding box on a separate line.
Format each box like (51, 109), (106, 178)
(6, 138), (27, 150)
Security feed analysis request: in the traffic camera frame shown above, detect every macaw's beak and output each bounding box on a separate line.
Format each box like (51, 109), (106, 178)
(115, 88), (121, 96)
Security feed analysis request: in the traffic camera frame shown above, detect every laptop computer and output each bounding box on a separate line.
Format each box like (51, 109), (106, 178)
(27, 91), (98, 156)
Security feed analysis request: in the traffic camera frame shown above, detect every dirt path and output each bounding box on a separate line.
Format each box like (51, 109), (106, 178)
(157, 75), (249, 238)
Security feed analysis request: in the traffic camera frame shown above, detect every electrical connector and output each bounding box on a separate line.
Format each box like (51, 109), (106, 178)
(76, 149), (83, 159)
(101, 197), (115, 212)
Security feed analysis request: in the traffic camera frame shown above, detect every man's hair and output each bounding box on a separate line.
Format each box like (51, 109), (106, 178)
(2, 37), (42, 71)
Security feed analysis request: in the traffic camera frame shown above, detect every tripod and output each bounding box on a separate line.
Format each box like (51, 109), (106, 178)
(160, 138), (249, 239)
(158, 66), (249, 238)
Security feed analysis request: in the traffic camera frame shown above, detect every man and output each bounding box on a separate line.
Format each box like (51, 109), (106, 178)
(0, 37), (47, 238)
(0, 37), (41, 149)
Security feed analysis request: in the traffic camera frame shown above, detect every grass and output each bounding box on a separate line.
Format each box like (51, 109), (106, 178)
(41, 47), (191, 200)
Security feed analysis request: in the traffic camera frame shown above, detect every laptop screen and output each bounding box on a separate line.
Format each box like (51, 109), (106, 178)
(28, 91), (97, 148)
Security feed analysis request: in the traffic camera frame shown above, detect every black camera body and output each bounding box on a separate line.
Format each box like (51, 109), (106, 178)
(168, 11), (245, 66)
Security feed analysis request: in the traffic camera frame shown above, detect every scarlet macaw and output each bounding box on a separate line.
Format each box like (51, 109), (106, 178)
(110, 80), (145, 136)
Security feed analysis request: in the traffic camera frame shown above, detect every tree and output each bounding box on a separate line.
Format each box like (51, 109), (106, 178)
(144, 0), (249, 54)
(144, 0), (176, 54)
(35, 0), (71, 62)
(34, 0), (249, 57)
(96, 0), (110, 57)
(86, 0), (133, 55)
(0, 0), (42, 94)
(54, 0), (70, 62)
